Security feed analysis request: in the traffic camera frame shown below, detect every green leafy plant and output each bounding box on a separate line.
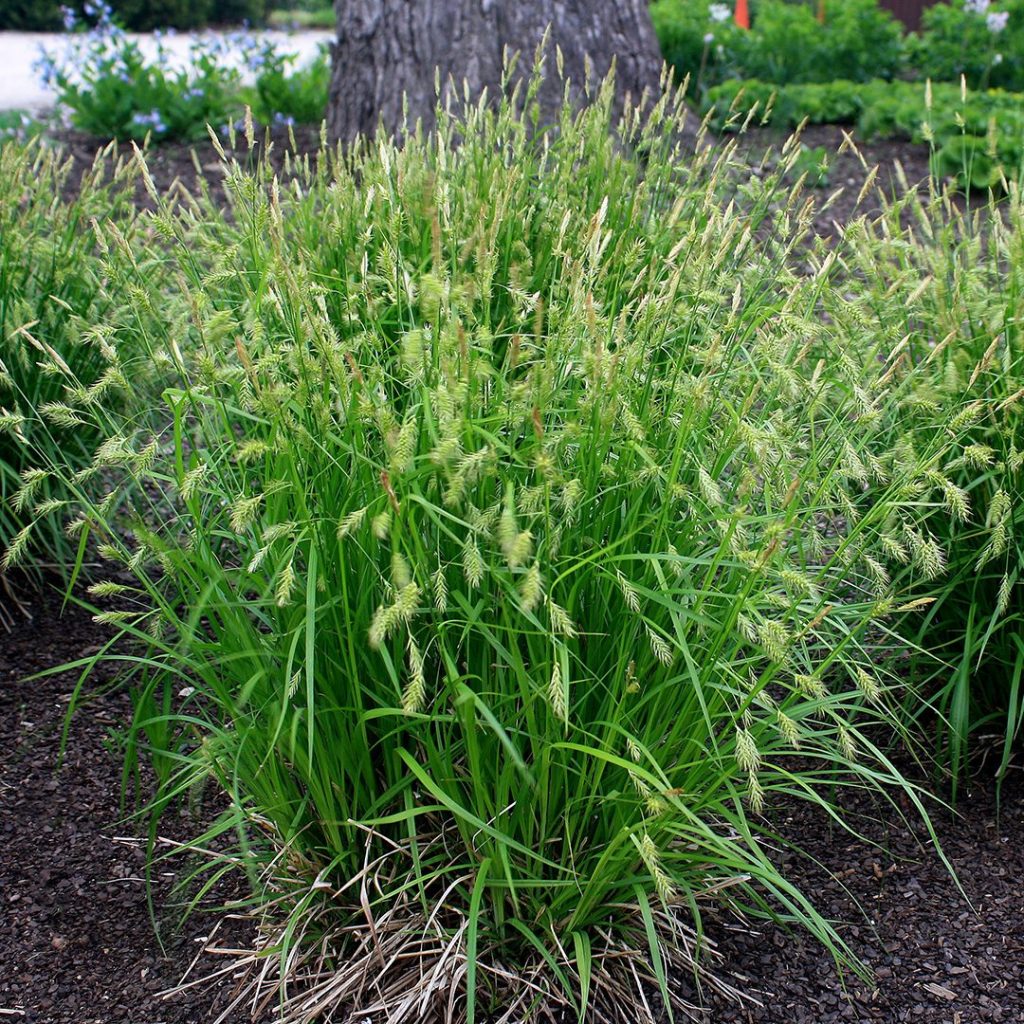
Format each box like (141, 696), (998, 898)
(55, 72), (962, 1023)
(0, 110), (42, 143)
(911, 0), (1024, 92)
(35, 12), (245, 142)
(241, 41), (329, 126)
(36, 10), (330, 141)
(651, 0), (904, 95)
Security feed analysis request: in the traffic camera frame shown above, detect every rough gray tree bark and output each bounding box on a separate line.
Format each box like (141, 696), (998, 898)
(326, 0), (665, 145)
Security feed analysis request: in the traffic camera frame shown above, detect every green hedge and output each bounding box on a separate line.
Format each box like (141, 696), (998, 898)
(0, 0), (269, 30)
(102, 0), (213, 31)
(0, 0), (63, 29)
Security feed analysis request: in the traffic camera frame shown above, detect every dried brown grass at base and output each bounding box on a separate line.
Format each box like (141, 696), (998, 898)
(183, 842), (752, 1024)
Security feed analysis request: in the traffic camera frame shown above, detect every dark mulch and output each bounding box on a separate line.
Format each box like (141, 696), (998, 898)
(54, 124), (325, 208)
(751, 123), (938, 235)
(0, 586), (252, 1024)
(3, 589), (1023, 1023)
(696, 772), (1024, 1023)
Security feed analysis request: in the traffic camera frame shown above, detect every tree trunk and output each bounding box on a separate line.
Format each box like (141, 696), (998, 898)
(326, 0), (665, 146)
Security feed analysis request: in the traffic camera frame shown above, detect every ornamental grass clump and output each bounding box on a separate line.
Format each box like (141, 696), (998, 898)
(67, 79), (952, 1021)
(0, 140), (154, 585)
(829, 174), (1024, 795)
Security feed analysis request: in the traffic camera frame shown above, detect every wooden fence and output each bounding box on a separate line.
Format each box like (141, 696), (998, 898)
(877, 0), (940, 30)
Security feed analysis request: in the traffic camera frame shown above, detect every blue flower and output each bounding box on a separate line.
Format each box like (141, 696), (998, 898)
(32, 49), (59, 88)
(131, 108), (168, 135)
(987, 10), (1009, 32)
(60, 5), (76, 31)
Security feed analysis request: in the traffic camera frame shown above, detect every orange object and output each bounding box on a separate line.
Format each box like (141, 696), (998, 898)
(735, 0), (750, 29)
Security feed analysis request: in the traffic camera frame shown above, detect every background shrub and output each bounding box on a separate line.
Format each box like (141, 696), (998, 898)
(0, 0), (267, 30)
(735, 0), (903, 85)
(207, 0), (267, 26)
(0, 0), (63, 30)
(912, 0), (1024, 93)
(101, 0), (213, 32)
(651, 0), (904, 95)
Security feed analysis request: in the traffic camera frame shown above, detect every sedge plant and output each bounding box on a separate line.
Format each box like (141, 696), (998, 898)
(828, 161), (1024, 797)
(0, 139), (152, 589)
(54, 74), (961, 1022)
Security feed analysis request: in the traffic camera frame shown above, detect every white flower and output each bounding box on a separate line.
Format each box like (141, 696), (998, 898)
(704, 31), (715, 44)
(709, 3), (732, 23)
(987, 10), (1009, 32)
(964, 0), (990, 13)
(993, 51), (1004, 63)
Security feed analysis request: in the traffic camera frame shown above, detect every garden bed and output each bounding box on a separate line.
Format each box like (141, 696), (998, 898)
(4, 82), (1023, 1024)
(2, 587), (1021, 1023)
(49, 120), (937, 229)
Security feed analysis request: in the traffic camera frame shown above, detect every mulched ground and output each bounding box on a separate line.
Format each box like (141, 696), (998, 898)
(4, 123), (1019, 1023)
(54, 123), (325, 209)
(2, 586), (1022, 1024)
(750, 123), (937, 235)
(0, 586), (252, 1024)
(699, 773), (1024, 1023)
